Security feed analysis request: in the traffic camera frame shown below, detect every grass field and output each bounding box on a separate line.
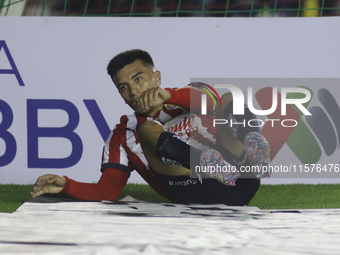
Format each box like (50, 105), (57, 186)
(1, 183), (340, 213)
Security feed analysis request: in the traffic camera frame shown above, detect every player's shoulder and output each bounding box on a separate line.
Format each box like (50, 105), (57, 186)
(107, 114), (134, 144)
(112, 114), (137, 132)
(118, 114), (130, 125)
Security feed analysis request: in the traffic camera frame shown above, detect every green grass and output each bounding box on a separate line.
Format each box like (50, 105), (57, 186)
(1, 183), (340, 213)
(0, 184), (34, 213)
(248, 183), (340, 209)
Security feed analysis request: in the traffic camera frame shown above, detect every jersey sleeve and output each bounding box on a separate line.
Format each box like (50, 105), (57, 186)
(61, 168), (129, 201)
(164, 86), (214, 112)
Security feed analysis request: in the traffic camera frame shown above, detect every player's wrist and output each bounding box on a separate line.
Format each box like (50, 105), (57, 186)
(165, 89), (171, 101)
(60, 176), (70, 193)
(164, 88), (174, 104)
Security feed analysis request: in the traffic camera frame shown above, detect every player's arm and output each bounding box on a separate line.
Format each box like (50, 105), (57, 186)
(30, 168), (130, 201)
(164, 86), (214, 112)
(136, 86), (213, 113)
(61, 168), (129, 201)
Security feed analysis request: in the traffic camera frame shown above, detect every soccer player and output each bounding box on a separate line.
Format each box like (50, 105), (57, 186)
(30, 49), (270, 205)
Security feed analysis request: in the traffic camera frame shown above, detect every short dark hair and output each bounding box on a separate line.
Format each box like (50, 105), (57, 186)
(107, 49), (154, 80)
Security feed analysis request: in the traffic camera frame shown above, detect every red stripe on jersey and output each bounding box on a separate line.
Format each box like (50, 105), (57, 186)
(107, 123), (130, 167)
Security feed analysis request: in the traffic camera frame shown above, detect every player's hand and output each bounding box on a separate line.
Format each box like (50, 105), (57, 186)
(30, 174), (66, 198)
(137, 87), (170, 111)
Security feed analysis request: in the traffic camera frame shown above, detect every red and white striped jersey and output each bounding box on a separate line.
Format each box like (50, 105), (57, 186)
(101, 103), (217, 184)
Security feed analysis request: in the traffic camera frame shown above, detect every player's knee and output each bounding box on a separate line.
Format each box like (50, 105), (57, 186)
(221, 92), (233, 107)
(138, 121), (165, 142)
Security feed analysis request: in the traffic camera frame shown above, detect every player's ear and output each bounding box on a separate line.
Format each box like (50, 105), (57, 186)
(154, 70), (161, 87)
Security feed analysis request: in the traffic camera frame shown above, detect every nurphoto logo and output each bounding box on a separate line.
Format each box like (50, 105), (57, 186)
(198, 83), (311, 128)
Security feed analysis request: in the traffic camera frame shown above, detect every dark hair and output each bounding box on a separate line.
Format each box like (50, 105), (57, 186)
(107, 49), (154, 80)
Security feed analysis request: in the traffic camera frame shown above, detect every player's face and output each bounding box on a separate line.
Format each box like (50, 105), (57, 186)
(113, 60), (161, 115)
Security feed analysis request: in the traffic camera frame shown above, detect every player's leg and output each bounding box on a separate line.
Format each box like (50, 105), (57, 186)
(139, 121), (259, 204)
(218, 92), (271, 178)
(138, 121), (190, 176)
(138, 121), (239, 185)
